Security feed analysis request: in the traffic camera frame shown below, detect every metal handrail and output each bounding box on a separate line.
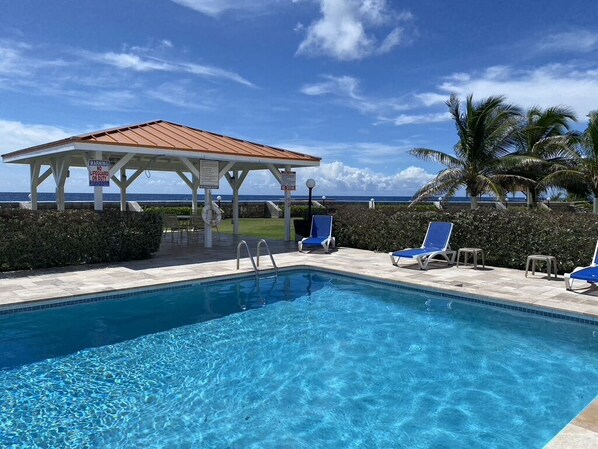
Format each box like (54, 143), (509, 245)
(236, 240), (259, 280)
(256, 239), (278, 278)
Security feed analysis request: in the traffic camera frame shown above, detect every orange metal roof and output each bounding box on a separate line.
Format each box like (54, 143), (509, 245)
(3, 120), (320, 163)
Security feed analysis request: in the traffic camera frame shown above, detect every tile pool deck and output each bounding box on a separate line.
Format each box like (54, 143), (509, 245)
(1, 235), (598, 448)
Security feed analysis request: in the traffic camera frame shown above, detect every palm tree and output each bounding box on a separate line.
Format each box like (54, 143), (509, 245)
(510, 106), (577, 206)
(410, 94), (524, 209)
(542, 112), (598, 213)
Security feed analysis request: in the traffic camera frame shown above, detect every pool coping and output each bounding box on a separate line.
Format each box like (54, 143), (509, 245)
(1, 257), (597, 448)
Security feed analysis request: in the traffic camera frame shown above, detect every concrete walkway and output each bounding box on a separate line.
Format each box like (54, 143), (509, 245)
(1, 235), (598, 448)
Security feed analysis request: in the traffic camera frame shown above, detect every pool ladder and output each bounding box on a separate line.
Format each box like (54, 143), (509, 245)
(236, 239), (278, 284)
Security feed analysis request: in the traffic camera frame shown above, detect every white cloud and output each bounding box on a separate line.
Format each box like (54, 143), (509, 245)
(301, 75), (360, 98)
(0, 119), (71, 153)
(296, 0), (413, 61)
(381, 112), (452, 126)
(147, 81), (211, 109)
(0, 40), (68, 76)
(279, 138), (417, 165)
(238, 161), (434, 195)
(301, 75), (409, 114)
(536, 30), (598, 54)
(0, 39), (255, 113)
(170, 0), (282, 17)
(298, 161), (434, 194)
(97, 52), (173, 72)
(182, 62), (255, 87)
(430, 63), (598, 120)
(413, 92), (448, 107)
(89, 52), (255, 87)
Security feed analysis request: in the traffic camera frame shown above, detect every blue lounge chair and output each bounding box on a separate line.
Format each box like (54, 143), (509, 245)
(298, 215), (334, 253)
(565, 241), (598, 290)
(389, 222), (456, 270)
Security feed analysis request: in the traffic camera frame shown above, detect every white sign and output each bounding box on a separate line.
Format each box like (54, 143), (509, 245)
(281, 171), (296, 191)
(200, 160), (220, 189)
(88, 160), (111, 187)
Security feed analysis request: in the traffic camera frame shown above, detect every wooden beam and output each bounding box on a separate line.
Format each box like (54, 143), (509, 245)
(267, 164), (282, 183)
(178, 157), (199, 178)
(176, 170), (193, 189)
(108, 153), (134, 176)
(219, 161), (235, 179)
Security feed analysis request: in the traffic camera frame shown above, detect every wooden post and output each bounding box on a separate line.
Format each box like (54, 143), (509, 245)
(120, 167), (127, 211)
(94, 151), (103, 211)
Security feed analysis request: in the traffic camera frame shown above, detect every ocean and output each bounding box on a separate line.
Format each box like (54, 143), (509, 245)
(0, 192), (525, 204)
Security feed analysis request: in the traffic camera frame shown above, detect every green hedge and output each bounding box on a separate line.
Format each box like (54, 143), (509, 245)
(287, 205), (326, 219)
(333, 206), (598, 273)
(0, 210), (163, 271)
(143, 206), (193, 216)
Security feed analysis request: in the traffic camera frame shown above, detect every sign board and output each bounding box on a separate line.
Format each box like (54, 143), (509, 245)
(88, 160), (111, 187)
(281, 171), (296, 191)
(199, 160), (220, 189)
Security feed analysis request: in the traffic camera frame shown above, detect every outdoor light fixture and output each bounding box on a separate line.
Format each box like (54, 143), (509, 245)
(216, 195), (222, 207)
(322, 195), (326, 207)
(306, 178), (316, 220)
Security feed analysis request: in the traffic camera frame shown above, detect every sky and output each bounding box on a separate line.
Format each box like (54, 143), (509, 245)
(1, 0), (598, 198)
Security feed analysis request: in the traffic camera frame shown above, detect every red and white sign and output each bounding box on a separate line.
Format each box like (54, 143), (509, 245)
(281, 171), (296, 191)
(88, 160), (111, 187)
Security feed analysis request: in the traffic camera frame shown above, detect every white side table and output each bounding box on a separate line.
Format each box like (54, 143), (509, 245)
(457, 248), (485, 269)
(525, 255), (557, 279)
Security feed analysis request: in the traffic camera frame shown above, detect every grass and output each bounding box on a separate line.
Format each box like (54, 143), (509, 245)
(218, 218), (300, 240)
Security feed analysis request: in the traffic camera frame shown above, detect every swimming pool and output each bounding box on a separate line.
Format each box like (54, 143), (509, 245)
(1, 270), (597, 448)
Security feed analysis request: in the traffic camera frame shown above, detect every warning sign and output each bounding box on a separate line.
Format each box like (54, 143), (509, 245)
(88, 160), (111, 187)
(281, 171), (296, 191)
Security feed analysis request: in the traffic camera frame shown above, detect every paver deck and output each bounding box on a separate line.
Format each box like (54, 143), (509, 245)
(1, 234), (597, 448)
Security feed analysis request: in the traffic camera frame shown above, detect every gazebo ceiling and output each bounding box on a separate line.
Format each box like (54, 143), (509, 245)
(1, 120), (321, 171)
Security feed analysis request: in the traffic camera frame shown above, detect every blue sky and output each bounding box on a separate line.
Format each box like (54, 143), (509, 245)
(1, 0), (597, 197)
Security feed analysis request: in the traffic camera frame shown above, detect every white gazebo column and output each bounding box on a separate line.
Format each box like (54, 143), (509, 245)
(120, 168), (127, 211)
(29, 163), (52, 211)
(284, 166), (292, 242)
(29, 162), (40, 210)
(94, 151), (103, 211)
(232, 171), (240, 235)
(204, 188), (212, 248)
(191, 174), (199, 215)
(106, 153), (134, 212)
(226, 169), (248, 236)
(50, 157), (69, 211)
(267, 164), (291, 242)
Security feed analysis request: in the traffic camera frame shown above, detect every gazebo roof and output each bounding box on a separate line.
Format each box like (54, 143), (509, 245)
(2, 120), (320, 169)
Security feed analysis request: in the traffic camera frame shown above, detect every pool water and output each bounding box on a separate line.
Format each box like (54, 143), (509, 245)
(1, 271), (598, 448)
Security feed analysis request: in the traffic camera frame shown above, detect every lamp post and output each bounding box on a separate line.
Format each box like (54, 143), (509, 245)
(216, 195), (222, 208)
(322, 195), (326, 207)
(306, 178), (316, 221)
(505, 197), (509, 208)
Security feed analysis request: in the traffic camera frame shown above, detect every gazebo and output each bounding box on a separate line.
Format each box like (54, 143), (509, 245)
(1, 120), (321, 247)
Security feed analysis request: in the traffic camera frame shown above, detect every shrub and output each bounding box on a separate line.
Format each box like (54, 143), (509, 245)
(0, 210), (163, 272)
(332, 206), (598, 273)
(288, 205), (326, 219)
(143, 206), (192, 216)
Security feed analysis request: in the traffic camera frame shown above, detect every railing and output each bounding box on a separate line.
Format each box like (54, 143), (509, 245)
(256, 239), (278, 279)
(236, 239), (278, 283)
(236, 240), (258, 281)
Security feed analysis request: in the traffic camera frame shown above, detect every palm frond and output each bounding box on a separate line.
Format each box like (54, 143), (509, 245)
(409, 148), (462, 168)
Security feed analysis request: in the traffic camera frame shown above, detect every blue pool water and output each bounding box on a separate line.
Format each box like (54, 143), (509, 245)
(1, 271), (598, 448)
